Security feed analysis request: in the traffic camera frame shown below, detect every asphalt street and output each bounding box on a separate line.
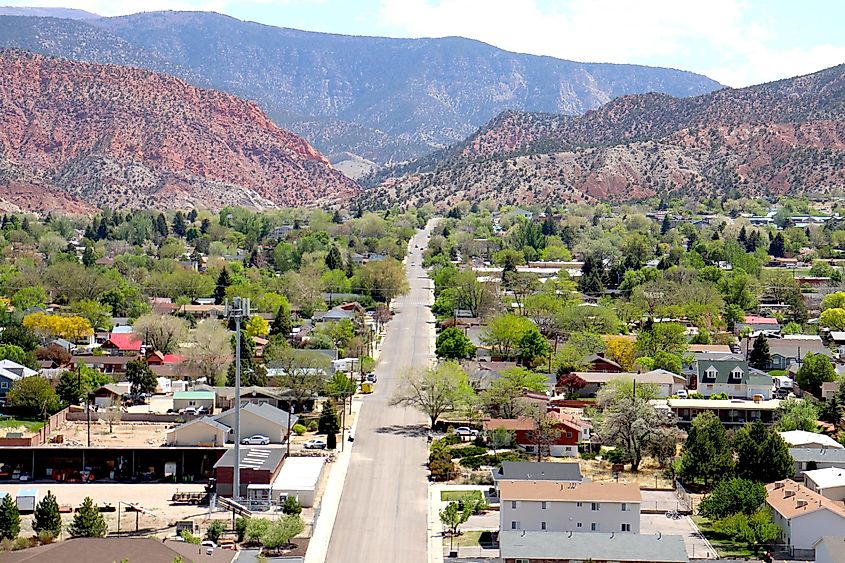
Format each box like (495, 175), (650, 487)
(324, 222), (435, 562)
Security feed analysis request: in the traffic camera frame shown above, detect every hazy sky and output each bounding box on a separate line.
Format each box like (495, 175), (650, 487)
(5, 0), (845, 87)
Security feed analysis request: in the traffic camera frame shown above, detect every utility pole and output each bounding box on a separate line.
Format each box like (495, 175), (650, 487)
(226, 297), (249, 501)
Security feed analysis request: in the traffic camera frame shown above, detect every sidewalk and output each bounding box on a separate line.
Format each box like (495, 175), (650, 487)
(303, 396), (363, 563)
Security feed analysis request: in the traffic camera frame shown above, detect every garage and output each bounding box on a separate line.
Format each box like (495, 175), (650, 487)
(271, 456), (326, 508)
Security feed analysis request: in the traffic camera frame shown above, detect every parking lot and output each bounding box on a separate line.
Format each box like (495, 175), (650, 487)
(641, 514), (715, 559)
(640, 489), (688, 513)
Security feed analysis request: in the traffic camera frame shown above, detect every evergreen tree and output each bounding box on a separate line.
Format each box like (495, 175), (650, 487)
(248, 247), (261, 268)
(0, 493), (20, 540)
(200, 218), (211, 234)
(32, 490), (62, 537)
(737, 225), (747, 246)
(81, 245), (96, 267)
(21, 217), (31, 233)
(84, 219), (96, 241)
(69, 497), (107, 537)
(318, 400), (340, 436)
(155, 213), (169, 237)
(679, 411), (735, 487)
(660, 214), (671, 235)
(126, 358), (157, 397)
(578, 254), (607, 295)
(733, 421), (793, 483)
(226, 332), (267, 386)
(214, 268), (231, 305)
(747, 230), (761, 252)
(769, 232), (786, 258)
(187, 209), (198, 222)
(331, 210), (343, 224)
(96, 219), (108, 241)
(748, 334), (771, 370)
(270, 305), (293, 337)
(172, 211), (187, 237)
(325, 245), (344, 271)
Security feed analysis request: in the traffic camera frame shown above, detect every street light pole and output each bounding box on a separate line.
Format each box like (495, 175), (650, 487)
(226, 297), (248, 501)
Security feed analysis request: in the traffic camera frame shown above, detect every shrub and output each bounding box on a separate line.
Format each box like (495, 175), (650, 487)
(180, 530), (201, 544)
(580, 451), (598, 460)
(439, 433), (462, 446)
(206, 520), (225, 543)
(710, 392), (729, 400)
(292, 424), (307, 436)
(451, 446), (488, 459)
(699, 478), (766, 520)
(36, 531), (55, 545)
(12, 537), (30, 551)
(307, 420), (319, 432)
(283, 496), (302, 516)
(235, 516), (249, 542)
(601, 448), (627, 464)
(429, 458), (456, 481)
(245, 517), (271, 544)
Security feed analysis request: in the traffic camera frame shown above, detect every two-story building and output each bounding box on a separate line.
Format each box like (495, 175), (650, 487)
(742, 335), (832, 371)
(791, 448), (845, 478)
(491, 461), (583, 496)
(694, 359), (773, 399)
(499, 480), (641, 534)
(0, 360), (37, 405)
(484, 410), (591, 458)
(766, 479), (845, 557)
(804, 468), (845, 502)
(565, 370), (685, 398)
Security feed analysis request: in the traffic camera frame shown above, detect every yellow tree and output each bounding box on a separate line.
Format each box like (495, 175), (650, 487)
(604, 335), (636, 371)
(23, 312), (94, 342)
(245, 315), (270, 338)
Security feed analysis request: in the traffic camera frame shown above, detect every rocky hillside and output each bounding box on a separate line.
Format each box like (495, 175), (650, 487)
(0, 10), (722, 171)
(0, 50), (357, 213)
(361, 64), (845, 209)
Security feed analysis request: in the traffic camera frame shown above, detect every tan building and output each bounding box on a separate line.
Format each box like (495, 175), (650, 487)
(766, 479), (845, 556)
(166, 417), (229, 447)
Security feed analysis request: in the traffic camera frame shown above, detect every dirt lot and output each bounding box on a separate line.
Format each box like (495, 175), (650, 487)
(641, 513), (716, 559)
(44, 420), (173, 447)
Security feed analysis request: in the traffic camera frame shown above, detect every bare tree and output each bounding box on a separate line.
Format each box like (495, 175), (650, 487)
(101, 407), (122, 434)
(453, 272), (497, 319)
(184, 320), (232, 383)
(133, 313), (188, 354)
(525, 405), (562, 462)
(391, 361), (472, 430)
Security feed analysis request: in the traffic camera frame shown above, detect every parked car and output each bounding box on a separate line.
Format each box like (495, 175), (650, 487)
(180, 407), (198, 416)
(676, 390), (688, 398)
(241, 434), (271, 445)
(303, 439), (327, 449)
(196, 406), (210, 415)
(366, 373), (377, 383)
(454, 427), (479, 437)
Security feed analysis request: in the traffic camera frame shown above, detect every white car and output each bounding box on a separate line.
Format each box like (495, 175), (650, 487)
(303, 439), (327, 450)
(454, 427), (479, 437)
(241, 434), (271, 445)
(180, 407), (198, 416)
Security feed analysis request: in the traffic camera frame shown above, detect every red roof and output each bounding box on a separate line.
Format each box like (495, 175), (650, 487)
(105, 333), (142, 351)
(743, 315), (779, 325)
(161, 354), (185, 364)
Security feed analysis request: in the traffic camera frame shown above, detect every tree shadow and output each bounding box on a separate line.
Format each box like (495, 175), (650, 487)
(373, 424), (429, 437)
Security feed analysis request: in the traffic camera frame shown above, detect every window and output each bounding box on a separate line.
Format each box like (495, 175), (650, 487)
(703, 366), (717, 381)
(577, 522), (583, 528)
(591, 502), (601, 511)
(516, 560), (530, 563)
(541, 501), (547, 510)
(621, 503), (627, 511)
(541, 521), (547, 530)
(511, 501), (517, 509)
(621, 523), (631, 532)
(0, 381), (7, 389)
(566, 431), (573, 439)
(730, 368), (743, 381)
(576, 501), (583, 507)
(591, 522), (599, 531)
(511, 521), (520, 530)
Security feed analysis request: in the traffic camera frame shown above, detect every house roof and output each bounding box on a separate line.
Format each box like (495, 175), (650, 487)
(804, 467), (845, 489)
(585, 354), (622, 369)
(766, 479), (845, 520)
(780, 430), (844, 449)
(483, 411), (583, 433)
(570, 370), (684, 386)
(498, 479), (641, 502)
(214, 402), (298, 430)
(664, 398), (783, 411)
(687, 344), (732, 353)
(213, 446), (285, 472)
(0, 537), (234, 563)
(830, 331), (845, 342)
(492, 461), (583, 482)
(743, 315), (780, 325)
(103, 333), (142, 351)
(790, 447), (845, 464)
(173, 391), (215, 401)
(0, 360), (38, 379)
(499, 531), (688, 563)
(171, 416), (230, 434)
(742, 335), (831, 358)
(696, 359), (771, 385)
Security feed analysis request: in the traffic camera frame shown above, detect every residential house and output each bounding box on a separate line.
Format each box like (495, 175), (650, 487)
(72, 355), (133, 376)
(666, 397), (781, 426)
(823, 381), (841, 401)
(172, 391), (215, 412)
(177, 304), (224, 320)
(830, 331), (845, 356)
(791, 448), (845, 478)
(766, 479), (845, 556)
(815, 536), (845, 563)
(483, 411), (591, 458)
(202, 385), (302, 411)
(742, 335), (832, 371)
(565, 370), (685, 398)
(498, 531), (688, 563)
(498, 479), (641, 533)
(166, 417), (230, 447)
(804, 468), (845, 501)
(91, 384), (126, 408)
(0, 360), (37, 404)
(491, 461), (583, 495)
(0, 537), (237, 563)
(694, 359), (773, 399)
(584, 354), (623, 373)
(100, 333), (142, 356)
(315, 302), (365, 323)
(739, 315), (781, 334)
(780, 430), (844, 450)
(687, 344), (733, 354)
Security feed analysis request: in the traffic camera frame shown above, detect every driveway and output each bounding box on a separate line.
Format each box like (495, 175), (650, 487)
(641, 514), (716, 559)
(640, 489), (687, 513)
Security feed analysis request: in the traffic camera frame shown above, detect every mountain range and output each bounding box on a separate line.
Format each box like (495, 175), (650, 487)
(361, 63), (845, 209)
(0, 50), (356, 213)
(0, 10), (722, 174)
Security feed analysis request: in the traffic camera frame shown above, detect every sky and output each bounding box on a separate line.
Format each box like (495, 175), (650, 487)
(4, 0), (845, 87)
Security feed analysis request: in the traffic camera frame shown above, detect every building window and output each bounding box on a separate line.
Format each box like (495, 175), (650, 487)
(566, 431), (573, 439)
(511, 521), (520, 530)
(516, 560), (530, 563)
(621, 503), (627, 511)
(591, 523), (599, 531)
(541, 521), (547, 530)
(621, 523), (631, 532)
(576, 522), (583, 528)
(576, 501), (583, 507)
(511, 501), (517, 509)
(541, 501), (547, 510)
(0, 382), (7, 389)
(591, 502), (600, 511)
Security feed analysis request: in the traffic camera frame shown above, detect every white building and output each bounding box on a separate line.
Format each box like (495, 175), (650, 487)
(780, 430), (844, 450)
(814, 536), (845, 563)
(766, 480), (845, 556)
(804, 468), (845, 502)
(270, 456), (326, 507)
(498, 480), (641, 534)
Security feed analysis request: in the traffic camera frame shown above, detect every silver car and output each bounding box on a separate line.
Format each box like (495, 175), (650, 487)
(241, 434), (271, 445)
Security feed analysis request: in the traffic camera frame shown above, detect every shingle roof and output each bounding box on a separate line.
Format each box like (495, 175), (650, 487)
(766, 479), (845, 519)
(492, 461), (583, 482)
(803, 467), (845, 490)
(103, 333), (142, 351)
(790, 447), (845, 463)
(499, 531), (688, 562)
(498, 479), (641, 502)
(0, 537), (234, 563)
(780, 430), (844, 449)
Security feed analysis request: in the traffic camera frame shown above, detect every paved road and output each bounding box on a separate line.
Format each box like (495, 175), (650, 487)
(325, 223), (435, 562)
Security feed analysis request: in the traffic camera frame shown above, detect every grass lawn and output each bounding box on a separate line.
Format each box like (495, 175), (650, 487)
(441, 490), (484, 503)
(691, 516), (756, 559)
(449, 530), (496, 548)
(0, 417), (46, 432)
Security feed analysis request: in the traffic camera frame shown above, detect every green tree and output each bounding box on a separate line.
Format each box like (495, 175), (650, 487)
(774, 397), (820, 432)
(325, 245), (344, 271)
(205, 520), (224, 543)
(391, 361), (473, 429)
(270, 304), (293, 337)
(733, 421), (793, 482)
(126, 358), (157, 397)
(282, 496), (302, 516)
(439, 500), (473, 537)
(748, 334), (771, 370)
(713, 510), (780, 554)
(32, 490), (62, 537)
(481, 314), (535, 359)
(318, 400), (341, 436)
(699, 478), (766, 519)
(796, 353), (836, 396)
(245, 316), (270, 338)
(635, 322), (687, 358)
(821, 292), (845, 311)
(69, 497), (107, 537)
(227, 332), (268, 387)
(820, 308), (845, 331)
(768, 232), (785, 258)
(480, 367), (549, 419)
(7, 376), (62, 419)
(70, 299), (113, 331)
(0, 493), (20, 541)
(518, 326), (550, 367)
(0, 343), (36, 369)
(172, 211), (187, 238)
(214, 267), (231, 305)
(435, 327), (476, 360)
(679, 411), (735, 487)
(356, 258), (409, 302)
(260, 515), (304, 551)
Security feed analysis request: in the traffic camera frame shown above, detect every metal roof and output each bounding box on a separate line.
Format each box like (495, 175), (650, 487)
(499, 531), (688, 562)
(213, 447), (285, 472)
(492, 461), (583, 482)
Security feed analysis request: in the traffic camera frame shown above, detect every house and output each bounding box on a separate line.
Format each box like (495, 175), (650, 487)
(172, 391), (215, 412)
(742, 335), (832, 371)
(666, 397), (782, 426)
(484, 411), (591, 457)
(780, 430), (844, 450)
(815, 536), (845, 563)
(146, 351), (186, 366)
(791, 448), (845, 478)
(214, 402), (298, 444)
(0, 537), (236, 563)
(268, 456), (326, 508)
(830, 331), (845, 356)
(166, 417), (230, 447)
(687, 344), (732, 354)
(315, 302), (364, 323)
(766, 479), (845, 556)
(91, 384), (125, 408)
(498, 480), (641, 534)
(499, 531), (688, 563)
(565, 370), (685, 398)
(214, 447), (286, 498)
(694, 359), (773, 399)
(804, 467), (845, 501)
(491, 461), (583, 492)
(739, 315), (781, 333)
(584, 354), (623, 373)
(463, 361), (520, 390)
(100, 333), (142, 356)
(204, 385), (306, 411)
(177, 304), (225, 320)
(72, 355), (133, 375)
(0, 360), (37, 404)
(823, 381), (841, 400)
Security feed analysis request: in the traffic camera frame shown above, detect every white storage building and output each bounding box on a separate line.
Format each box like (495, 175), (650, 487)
(271, 456), (326, 508)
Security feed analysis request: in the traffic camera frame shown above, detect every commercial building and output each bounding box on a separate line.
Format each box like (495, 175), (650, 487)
(499, 530), (688, 563)
(664, 397), (781, 426)
(781, 430), (843, 450)
(270, 456), (326, 507)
